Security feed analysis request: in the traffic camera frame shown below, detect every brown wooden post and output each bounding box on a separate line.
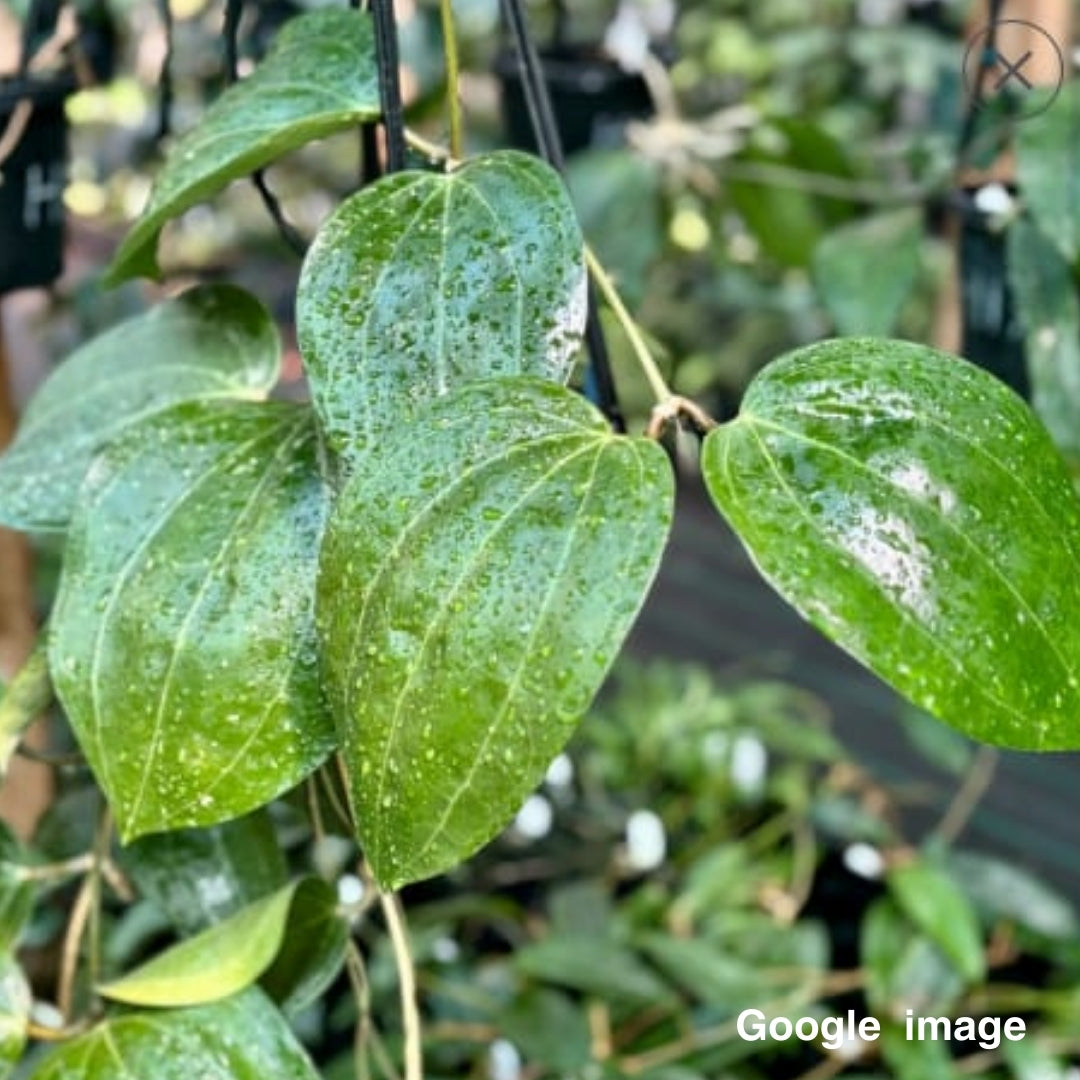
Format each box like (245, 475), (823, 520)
(0, 314), (53, 838)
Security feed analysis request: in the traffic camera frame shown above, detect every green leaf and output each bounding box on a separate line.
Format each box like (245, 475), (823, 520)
(0, 285), (279, 533)
(515, 936), (675, 1006)
(297, 152), (587, 467)
(879, 1022), (958, 1080)
(861, 898), (963, 1018)
(0, 828), (33, 955)
(50, 401), (335, 842)
(107, 8), (380, 283)
(702, 338), (1080, 750)
(813, 209), (922, 335)
(1006, 217), (1080, 465)
(886, 859), (985, 983)
(945, 848), (1079, 943)
(498, 989), (592, 1072)
(319, 379), (672, 888)
(100, 877), (340, 1008)
(121, 812), (288, 935)
(0, 640), (51, 777)
(28, 988), (321, 1079)
(0, 956), (29, 1079)
(1016, 82), (1080, 265)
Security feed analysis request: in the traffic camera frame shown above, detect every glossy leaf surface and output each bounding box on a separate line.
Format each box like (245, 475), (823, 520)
(1006, 217), (1080, 466)
(318, 379), (673, 887)
(100, 877), (341, 1007)
(121, 812), (288, 935)
(703, 338), (1080, 750)
(0, 286), (278, 533)
(29, 989), (320, 1079)
(297, 152), (587, 466)
(50, 401), (335, 842)
(813, 209), (922, 336)
(107, 9), (380, 282)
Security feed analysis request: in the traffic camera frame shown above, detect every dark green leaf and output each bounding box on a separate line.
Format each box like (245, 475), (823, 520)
(28, 988), (321, 1079)
(297, 152), (586, 467)
(0, 286), (279, 533)
(318, 378), (673, 887)
(107, 9), (380, 283)
(100, 877), (340, 1007)
(0, 640), (51, 776)
(515, 936), (674, 1006)
(886, 859), (985, 983)
(1016, 83), (1080, 264)
(702, 338), (1080, 750)
(813, 209), (922, 335)
(899, 708), (974, 777)
(50, 401), (335, 842)
(0, 955), (29, 1078)
(121, 812), (288, 935)
(1006, 217), (1080, 464)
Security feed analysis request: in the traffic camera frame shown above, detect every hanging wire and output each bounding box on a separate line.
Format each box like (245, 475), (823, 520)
(499, 0), (625, 431)
(155, 0), (174, 140)
(956, 0), (1008, 168)
(371, 0), (407, 173)
(223, 0), (305, 255)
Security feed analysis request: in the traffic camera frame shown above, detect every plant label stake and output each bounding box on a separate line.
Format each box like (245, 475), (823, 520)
(0, 80), (68, 295)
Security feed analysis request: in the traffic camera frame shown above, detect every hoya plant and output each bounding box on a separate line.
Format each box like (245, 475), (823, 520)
(0, 3), (1078, 1077)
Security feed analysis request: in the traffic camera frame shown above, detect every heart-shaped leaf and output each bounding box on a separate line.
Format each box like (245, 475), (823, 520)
(318, 378), (673, 887)
(297, 152), (587, 467)
(0, 285), (279, 533)
(107, 8), (380, 283)
(50, 401), (335, 842)
(702, 338), (1080, 750)
(100, 877), (344, 1009)
(28, 989), (321, 1080)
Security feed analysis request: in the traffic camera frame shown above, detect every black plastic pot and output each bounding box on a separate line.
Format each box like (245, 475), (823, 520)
(956, 187), (1029, 399)
(494, 46), (653, 156)
(0, 73), (71, 295)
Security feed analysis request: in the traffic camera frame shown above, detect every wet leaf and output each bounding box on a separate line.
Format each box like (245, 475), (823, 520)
(50, 401), (335, 842)
(107, 8), (380, 283)
(887, 858), (985, 983)
(100, 877), (342, 1007)
(0, 956), (29, 1078)
(0, 285), (279, 533)
(28, 988), (321, 1079)
(1016, 82), (1080, 265)
(813, 209), (922, 336)
(702, 338), (1080, 750)
(318, 378), (673, 887)
(1006, 217), (1080, 465)
(121, 811), (288, 935)
(0, 640), (51, 777)
(297, 152), (587, 467)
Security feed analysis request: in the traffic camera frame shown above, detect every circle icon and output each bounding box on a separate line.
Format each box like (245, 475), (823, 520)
(962, 19), (1064, 121)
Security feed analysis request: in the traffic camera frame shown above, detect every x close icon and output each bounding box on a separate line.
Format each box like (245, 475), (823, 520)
(963, 18), (1064, 119)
